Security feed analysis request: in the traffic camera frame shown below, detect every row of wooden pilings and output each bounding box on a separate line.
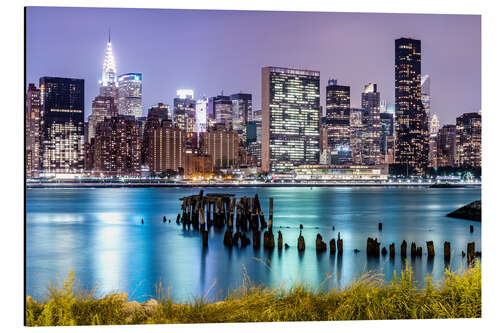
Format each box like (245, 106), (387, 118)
(176, 192), (479, 262)
(365, 237), (480, 263)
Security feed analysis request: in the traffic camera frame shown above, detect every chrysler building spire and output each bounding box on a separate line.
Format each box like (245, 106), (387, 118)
(100, 31), (117, 88)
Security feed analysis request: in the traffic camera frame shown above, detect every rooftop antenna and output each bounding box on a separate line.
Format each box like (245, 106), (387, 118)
(108, 28), (111, 43)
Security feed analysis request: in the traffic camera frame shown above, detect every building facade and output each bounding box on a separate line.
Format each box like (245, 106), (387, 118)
(361, 83), (381, 165)
(142, 103), (171, 166)
(231, 93), (252, 136)
(118, 73), (142, 118)
(455, 112), (481, 168)
(26, 83), (41, 177)
(436, 125), (456, 168)
(89, 115), (141, 176)
(149, 122), (186, 173)
(173, 89), (196, 132)
(88, 95), (118, 143)
(394, 38), (429, 175)
(99, 35), (118, 100)
(201, 124), (239, 170)
(39, 77), (85, 174)
(325, 79), (351, 164)
(195, 97), (208, 133)
(208, 94), (233, 130)
(350, 108), (364, 165)
(261, 66), (320, 172)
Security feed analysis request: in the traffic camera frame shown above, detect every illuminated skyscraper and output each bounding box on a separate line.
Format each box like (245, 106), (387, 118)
(231, 93), (252, 135)
(88, 95), (118, 143)
(39, 77), (85, 173)
(201, 124), (239, 170)
(436, 125), (456, 167)
(456, 112), (481, 168)
(429, 114), (439, 168)
(394, 37), (429, 175)
(261, 67), (320, 172)
(173, 89), (196, 132)
(208, 94), (233, 129)
(380, 112), (394, 159)
(143, 103), (171, 165)
(118, 73), (142, 118)
(149, 121), (186, 173)
(325, 79), (351, 164)
(361, 83), (381, 165)
(350, 108), (364, 165)
(88, 115), (141, 176)
(195, 97), (208, 133)
(421, 74), (431, 117)
(99, 33), (118, 100)
(26, 83), (41, 177)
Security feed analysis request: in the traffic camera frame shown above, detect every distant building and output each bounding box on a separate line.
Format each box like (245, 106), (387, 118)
(39, 77), (85, 174)
(195, 97), (208, 133)
(455, 112), (481, 168)
(261, 66), (320, 172)
(325, 79), (351, 164)
(99, 34), (118, 100)
(185, 152), (212, 176)
(349, 108), (364, 165)
(118, 73), (142, 118)
(380, 112), (394, 160)
(173, 89), (196, 132)
(149, 121), (186, 173)
(89, 115), (141, 176)
(201, 124), (239, 170)
(208, 94), (232, 130)
(252, 109), (262, 122)
(26, 83), (41, 178)
(293, 164), (389, 181)
(231, 93), (252, 136)
(88, 95), (118, 143)
(429, 114), (440, 168)
(361, 83), (381, 165)
(436, 125), (456, 167)
(246, 120), (262, 167)
(142, 103), (171, 165)
(421, 74), (431, 118)
(395, 37), (428, 175)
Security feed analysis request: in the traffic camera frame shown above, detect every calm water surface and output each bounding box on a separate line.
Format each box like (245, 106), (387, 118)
(26, 186), (481, 302)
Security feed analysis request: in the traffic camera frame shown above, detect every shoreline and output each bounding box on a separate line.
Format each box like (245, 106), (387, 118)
(26, 182), (482, 189)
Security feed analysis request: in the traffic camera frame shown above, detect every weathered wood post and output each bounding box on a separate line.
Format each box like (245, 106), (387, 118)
(389, 243), (395, 258)
(416, 247), (422, 257)
(163, 216), (166, 223)
(316, 234), (327, 252)
(337, 232), (343, 256)
(277, 230), (283, 249)
(366, 237), (380, 257)
(444, 241), (451, 261)
(426, 241), (435, 258)
(263, 230), (275, 250)
(470, 225), (474, 233)
(411, 242), (417, 258)
(378, 222), (382, 230)
(401, 240), (407, 258)
(381, 247), (387, 256)
(229, 197), (236, 228)
(223, 228), (233, 246)
(297, 231), (305, 252)
(268, 197), (274, 230)
(253, 229), (261, 248)
(330, 238), (336, 254)
(176, 213), (180, 224)
(202, 229), (208, 247)
(467, 242), (475, 263)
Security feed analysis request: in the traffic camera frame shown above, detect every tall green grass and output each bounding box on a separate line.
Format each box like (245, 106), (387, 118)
(26, 262), (481, 326)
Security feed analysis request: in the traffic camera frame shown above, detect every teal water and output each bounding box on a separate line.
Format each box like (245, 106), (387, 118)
(26, 186), (481, 302)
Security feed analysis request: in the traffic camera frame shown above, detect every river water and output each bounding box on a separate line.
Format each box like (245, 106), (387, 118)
(26, 186), (481, 302)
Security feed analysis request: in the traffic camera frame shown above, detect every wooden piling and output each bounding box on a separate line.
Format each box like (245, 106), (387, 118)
(389, 243), (395, 258)
(470, 225), (474, 233)
(268, 197), (274, 230)
(253, 229), (261, 248)
(444, 241), (451, 261)
(277, 230), (283, 249)
(401, 240), (407, 258)
(378, 222), (382, 230)
(316, 234), (327, 252)
(467, 242), (475, 263)
(297, 231), (305, 252)
(411, 242), (417, 258)
(337, 232), (343, 256)
(366, 237), (380, 256)
(426, 241), (435, 258)
(330, 238), (336, 254)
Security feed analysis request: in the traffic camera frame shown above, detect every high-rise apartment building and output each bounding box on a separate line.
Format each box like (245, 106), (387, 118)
(142, 103), (171, 165)
(421, 74), (431, 118)
(118, 73), (142, 118)
(394, 37), (429, 175)
(456, 112), (481, 168)
(350, 108), (364, 165)
(380, 112), (394, 159)
(361, 83), (381, 165)
(261, 67), (320, 172)
(173, 89), (196, 132)
(88, 95), (118, 143)
(149, 121), (186, 173)
(26, 83), (41, 177)
(429, 114), (440, 168)
(195, 97), (208, 133)
(325, 79), (351, 164)
(89, 115), (141, 176)
(201, 124), (239, 170)
(39, 77), (85, 173)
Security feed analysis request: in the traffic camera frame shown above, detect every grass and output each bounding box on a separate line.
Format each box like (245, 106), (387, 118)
(26, 261), (481, 326)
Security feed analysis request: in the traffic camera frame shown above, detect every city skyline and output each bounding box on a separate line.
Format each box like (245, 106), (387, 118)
(26, 7), (480, 125)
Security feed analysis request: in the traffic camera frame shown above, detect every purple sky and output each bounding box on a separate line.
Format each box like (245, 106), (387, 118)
(26, 7), (481, 125)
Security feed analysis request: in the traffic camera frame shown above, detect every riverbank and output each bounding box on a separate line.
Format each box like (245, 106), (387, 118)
(26, 181), (482, 189)
(26, 263), (481, 326)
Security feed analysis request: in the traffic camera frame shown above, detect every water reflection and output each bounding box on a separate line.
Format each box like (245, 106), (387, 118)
(27, 186), (481, 302)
